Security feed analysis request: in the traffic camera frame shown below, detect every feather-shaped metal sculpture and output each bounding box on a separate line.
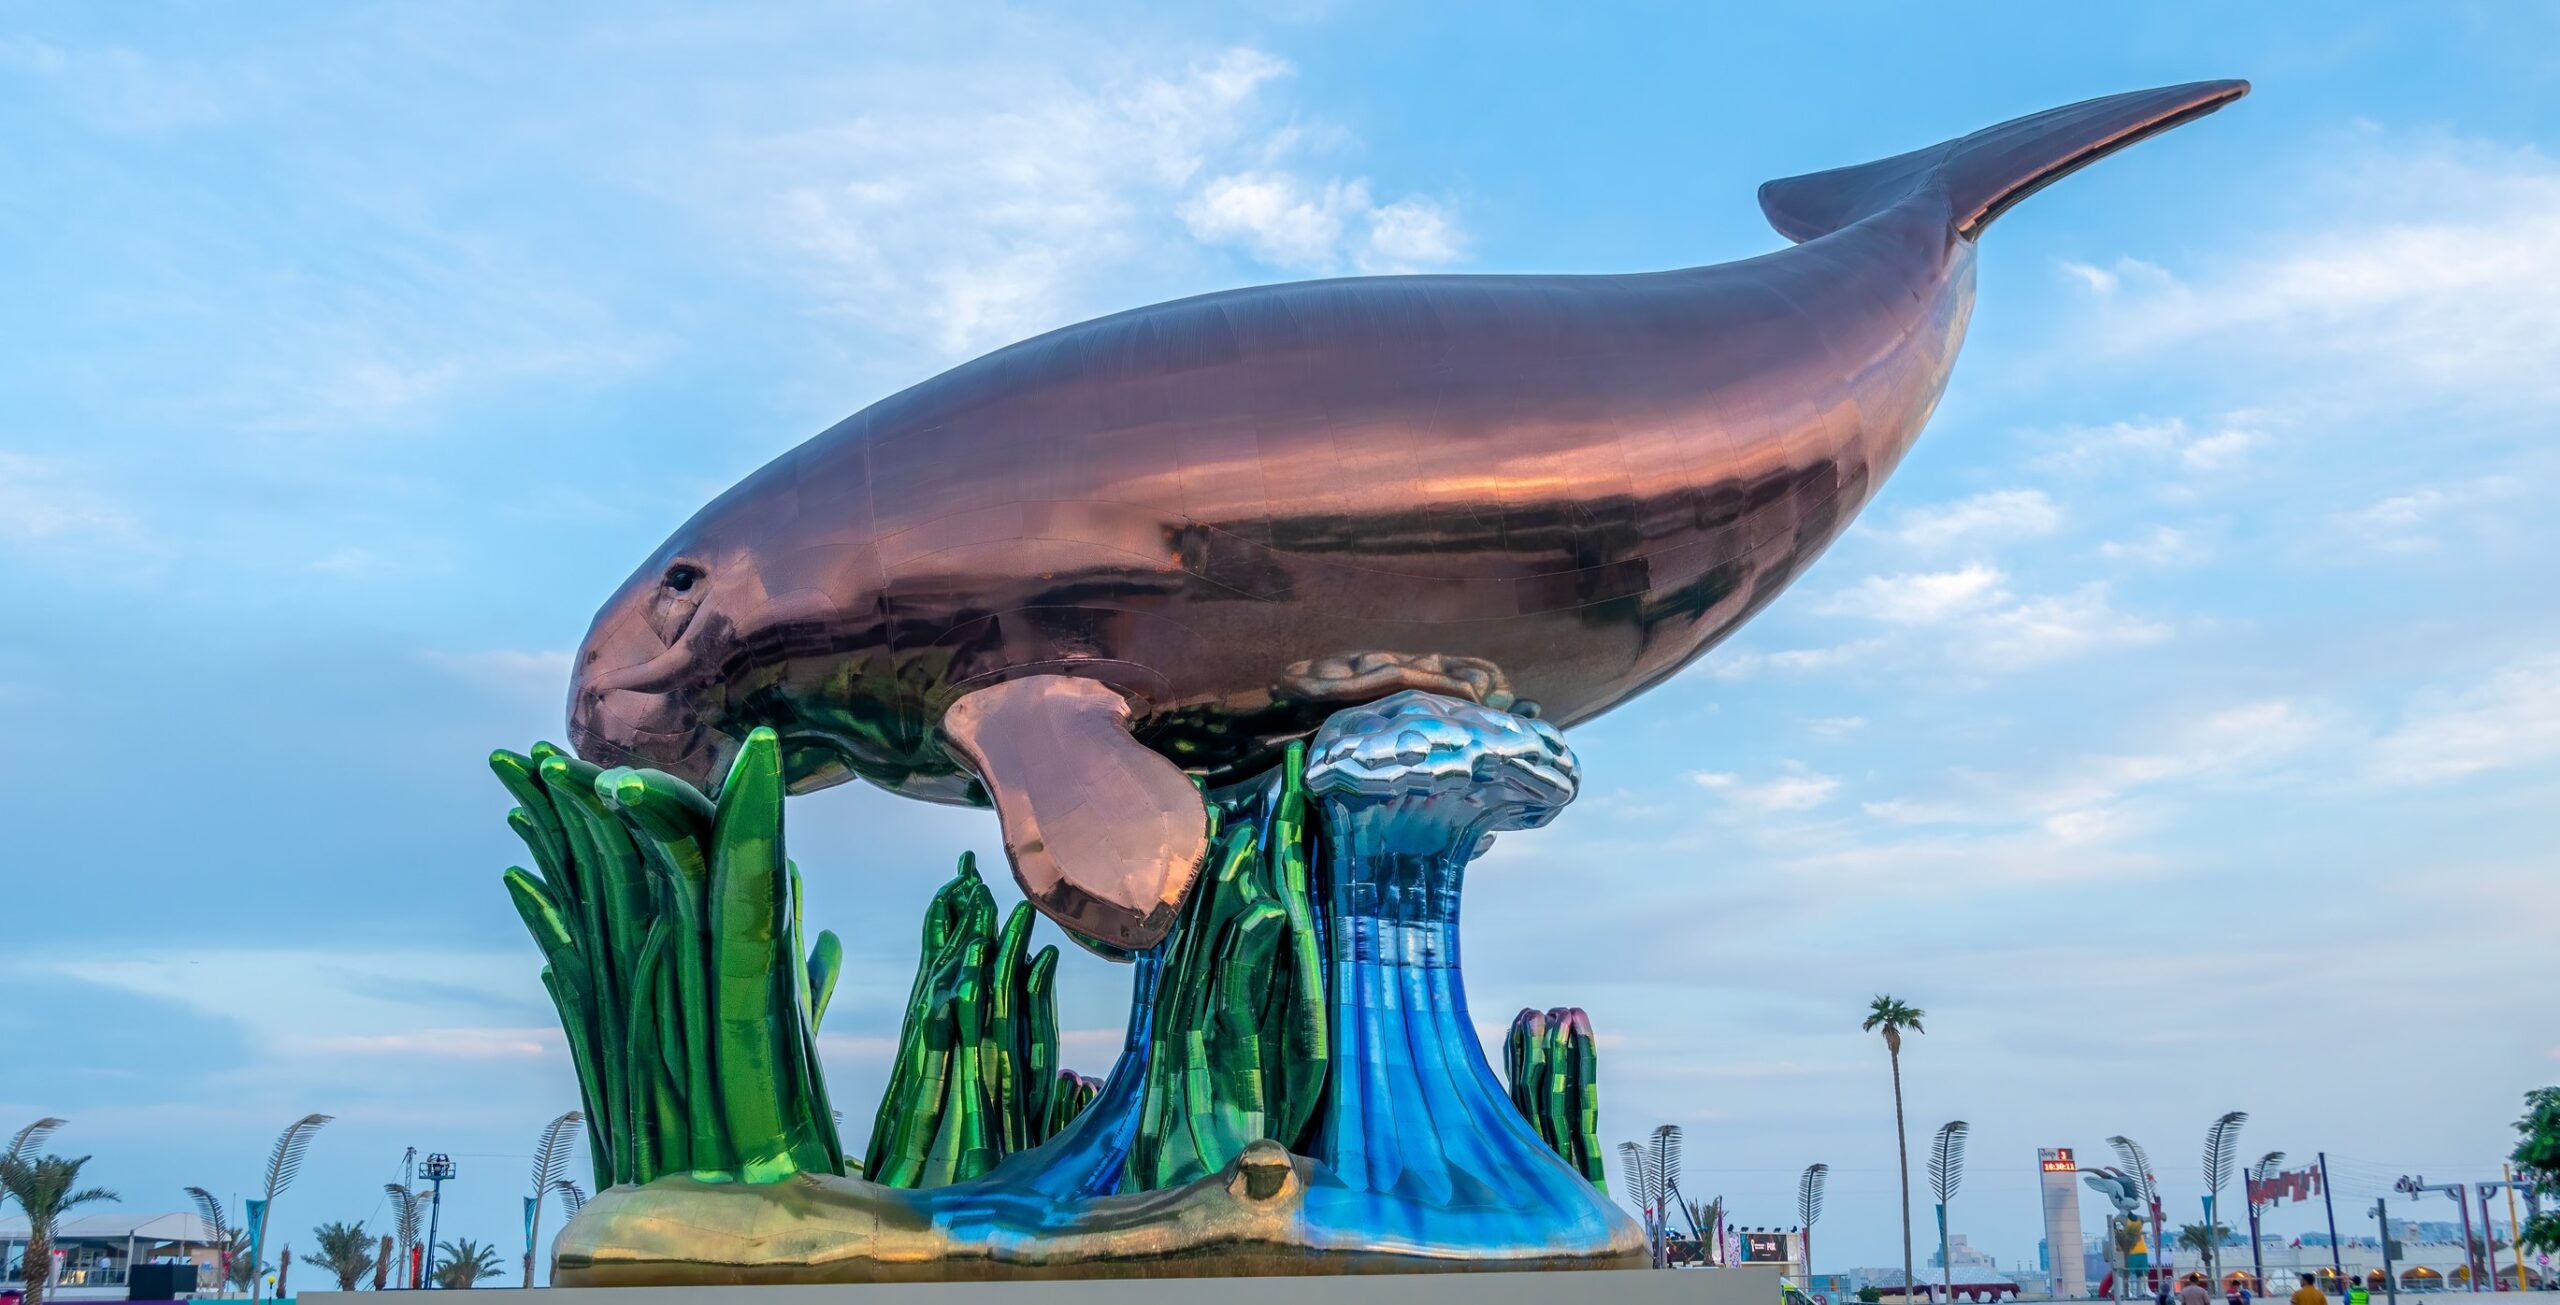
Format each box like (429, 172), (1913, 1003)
(1649, 1124), (1685, 1201)
(2199, 1111), (2249, 1281)
(524, 1110), (586, 1285)
(2203, 1111), (2248, 1195)
(2107, 1135), (2159, 1204)
(183, 1186), (232, 1247)
(531, 1111), (583, 1194)
(245, 1112), (331, 1300)
(1798, 1162), (1829, 1282)
(551, 1178), (588, 1218)
(1616, 1140), (1656, 1210)
(2247, 1151), (2287, 1218)
(4, 1118), (66, 1174)
(385, 1181), (424, 1287)
(261, 1113), (331, 1206)
(1930, 1122), (1971, 1304)
(2245, 1149), (2288, 1290)
(1930, 1120), (1970, 1206)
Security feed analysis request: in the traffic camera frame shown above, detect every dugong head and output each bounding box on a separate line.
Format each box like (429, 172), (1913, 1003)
(567, 461), (809, 794)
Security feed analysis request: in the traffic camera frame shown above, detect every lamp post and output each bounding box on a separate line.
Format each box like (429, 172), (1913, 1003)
(421, 1153), (456, 1289)
(2372, 1199), (2397, 1305)
(2398, 1176), (2480, 1293)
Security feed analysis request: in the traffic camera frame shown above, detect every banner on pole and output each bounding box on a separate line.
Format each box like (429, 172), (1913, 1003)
(243, 1197), (268, 1279)
(2248, 1168), (2325, 1207)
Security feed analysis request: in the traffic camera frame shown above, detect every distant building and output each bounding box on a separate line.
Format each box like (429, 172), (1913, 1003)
(1933, 1234), (2002, 1273)
(0, 1212), (222, 1301)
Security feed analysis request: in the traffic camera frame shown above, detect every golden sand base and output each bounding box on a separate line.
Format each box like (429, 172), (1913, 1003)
(553, 1141), (1646, 1286)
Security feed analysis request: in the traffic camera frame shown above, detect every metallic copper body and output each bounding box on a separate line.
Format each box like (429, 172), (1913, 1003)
(569, 80), (2249, 948)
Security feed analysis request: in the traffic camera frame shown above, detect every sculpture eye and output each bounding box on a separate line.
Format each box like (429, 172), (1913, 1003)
(665, 563), (703, 593)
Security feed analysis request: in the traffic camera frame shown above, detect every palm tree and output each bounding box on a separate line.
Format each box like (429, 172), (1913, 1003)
(433, 1237), (507, 1289)
(523, 1110), (584, 1286)
(1863, 994), (1927, 1300)
(2178, 1221), (2233, 1259)
(1931, 1121), (1972, 1305)
(0, 1152), (119, 1305)
(1800, 1163), (1830, 1284)
(1, 1119), (66, 1203)
(2201, 1112), (2249, 1287)
(245, 1113), (331, 1302)
(300, 1220), (378, 1292)
(1687, 1195), (1725, 1265)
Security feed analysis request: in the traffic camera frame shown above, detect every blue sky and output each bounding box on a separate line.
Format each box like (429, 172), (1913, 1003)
(6, 1), (2558, 1283)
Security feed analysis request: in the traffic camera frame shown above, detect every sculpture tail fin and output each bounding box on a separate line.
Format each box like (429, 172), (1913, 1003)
(1757, 79), (2249, 245)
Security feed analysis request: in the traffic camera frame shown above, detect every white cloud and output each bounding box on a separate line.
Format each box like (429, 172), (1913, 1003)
(0, 453), (143, 546)
(741, 46), (1463, 356)
(2059, 260), (2119, 295)
(1882, 489), (2062, 553)
(1362, 196), (1466, 269)
(1700, 639), (1885, 681)
(294, 1027), (556, 1059)
(2073, 137), (2560, 405)
(1178, 173), (1462, 273)
(2336, 474), (2523, 555)
(29, 946), (547, 1078)
(1694, 766), (1840, 813)
(1804, 715), (1867, 738)
(1180, 171), (1366, 267)
(1856, 698), (2328, 846)
(1953, 583), (2172, 670)
(2036, 416), (2261, 478)
(2099, 525), (2209, 567)
(1807, 568), (2169, 672)
(2370, 654), (2560, 784)
(1815, 564), (2008, 624)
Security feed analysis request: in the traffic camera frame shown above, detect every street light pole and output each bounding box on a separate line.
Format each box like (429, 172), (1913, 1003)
(2372, 1198), (2397, 1305)
(2320, 1156), (2345, 1292)
(2499, 1169), (2527, 1294)
(2476, 1184), (2501, 1293)
(421, 1153), (456, 1290)
(2398, 1176), (2481, 1293)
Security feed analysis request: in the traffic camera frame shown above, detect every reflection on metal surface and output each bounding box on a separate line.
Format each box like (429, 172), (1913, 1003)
(938, 675), (1210, 949)
(547, 693), (1645, 1283)
(567, 79), (2248, 946)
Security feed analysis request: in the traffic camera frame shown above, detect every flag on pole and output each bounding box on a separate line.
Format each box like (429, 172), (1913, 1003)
(243, 1198), (268, 1286)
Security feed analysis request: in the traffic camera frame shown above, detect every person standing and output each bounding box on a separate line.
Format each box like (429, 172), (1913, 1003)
(2182, 1274), (2214, 1305)
(2291, 1273), (2329, 1305)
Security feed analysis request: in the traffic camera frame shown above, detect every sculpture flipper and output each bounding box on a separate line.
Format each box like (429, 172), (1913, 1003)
(1758, 78), (2248, 243)
(938, 676), (1210, 953)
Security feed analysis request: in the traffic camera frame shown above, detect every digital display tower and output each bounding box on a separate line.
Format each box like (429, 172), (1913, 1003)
(2041, 1148), (2088, 1300)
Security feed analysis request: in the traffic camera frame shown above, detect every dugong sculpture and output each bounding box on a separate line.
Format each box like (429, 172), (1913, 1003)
(570, 80), (2247, 949)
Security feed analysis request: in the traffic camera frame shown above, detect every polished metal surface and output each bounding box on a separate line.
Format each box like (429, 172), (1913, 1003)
(936, 677), (1211, 951)
(569, 80), (2248, 948)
